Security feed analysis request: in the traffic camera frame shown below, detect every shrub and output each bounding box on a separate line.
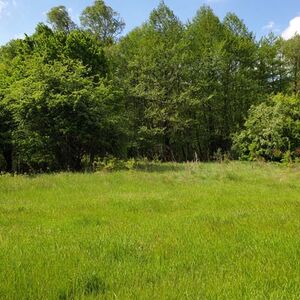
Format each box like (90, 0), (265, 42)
(93, 156), (138, 172)
(233, 94), (300, 161)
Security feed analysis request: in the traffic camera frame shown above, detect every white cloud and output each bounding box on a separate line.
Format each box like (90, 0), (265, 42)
(263, 21), (275, 31)
(282, 16), (300, 40)
(0, 0), (8, 17)
(0, 0), (17, 18)
(262, 21), (280, 33)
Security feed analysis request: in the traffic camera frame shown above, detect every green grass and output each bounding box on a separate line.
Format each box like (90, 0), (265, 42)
(1, 162), (300, 299)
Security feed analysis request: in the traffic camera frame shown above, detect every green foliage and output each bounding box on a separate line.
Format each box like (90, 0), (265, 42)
(2, 55), (127, 172)
(47, 6), (76, 33)
(65, 30), (108, 76)
(92, 156), (136, 172)
(283, 35), (300, 94)
(257, 34), (288, 94)
(1, 1), (300, 171)
(233, 94), (300, 161)
(114, 1), (185, 160)
(80, 0), (125, 44)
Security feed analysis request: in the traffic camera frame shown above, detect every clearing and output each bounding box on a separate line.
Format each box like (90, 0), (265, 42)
(0, 162), (300, 299)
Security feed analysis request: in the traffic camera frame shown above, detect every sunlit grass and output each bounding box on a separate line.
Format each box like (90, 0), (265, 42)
(0, 162), (300, 299)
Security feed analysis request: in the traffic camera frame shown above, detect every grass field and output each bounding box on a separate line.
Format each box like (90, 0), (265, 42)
(0, 162), (300, 299)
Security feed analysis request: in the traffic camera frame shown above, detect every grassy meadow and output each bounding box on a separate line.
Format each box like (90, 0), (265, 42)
(0, 162), (300, 299)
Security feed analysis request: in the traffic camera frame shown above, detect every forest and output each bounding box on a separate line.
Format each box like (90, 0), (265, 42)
(1, 0), (300, 172)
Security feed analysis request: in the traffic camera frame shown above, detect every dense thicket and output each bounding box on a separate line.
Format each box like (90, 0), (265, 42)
(233, 95), (300, 161)
(1, 0), (300, 172)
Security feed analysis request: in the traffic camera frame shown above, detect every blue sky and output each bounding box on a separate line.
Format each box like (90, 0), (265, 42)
(1, 0), (300, 45)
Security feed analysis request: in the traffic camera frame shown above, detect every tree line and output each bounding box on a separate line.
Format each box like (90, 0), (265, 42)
(1, 0), (300, 172)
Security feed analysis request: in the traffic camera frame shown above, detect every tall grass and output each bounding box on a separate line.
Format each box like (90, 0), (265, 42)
(0, 162), (300, 299)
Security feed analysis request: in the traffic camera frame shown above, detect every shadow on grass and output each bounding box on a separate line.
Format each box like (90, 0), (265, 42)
(59, 273), (109, 300)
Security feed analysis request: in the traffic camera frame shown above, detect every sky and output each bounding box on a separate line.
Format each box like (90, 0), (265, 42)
(1, 0), (300, 45)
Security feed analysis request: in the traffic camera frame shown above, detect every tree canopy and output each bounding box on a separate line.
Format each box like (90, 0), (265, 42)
(47, 6), (76, 33)
(80, 0), (125, 44)
(1, 1), (300, 172)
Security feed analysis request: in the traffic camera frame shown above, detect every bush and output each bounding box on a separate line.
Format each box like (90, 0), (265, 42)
(233, 94), (300, 161)
(91, 156), (164, 172)
(93, 156), (137, 172)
